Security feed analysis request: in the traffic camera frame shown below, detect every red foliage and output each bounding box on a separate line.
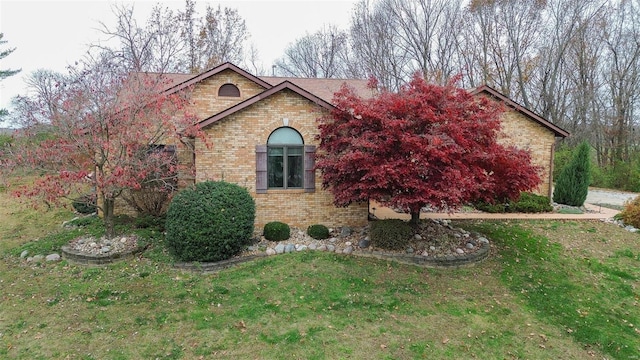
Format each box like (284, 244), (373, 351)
(316, 74), (542, 221)
(6, 59), (207, 237)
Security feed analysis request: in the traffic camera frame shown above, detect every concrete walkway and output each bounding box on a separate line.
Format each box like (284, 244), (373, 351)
(371, 202), (619, 221)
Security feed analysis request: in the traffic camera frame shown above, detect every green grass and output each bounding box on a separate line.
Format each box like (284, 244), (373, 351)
(2, 185), (640, 358)
(464, 221), (640, 359)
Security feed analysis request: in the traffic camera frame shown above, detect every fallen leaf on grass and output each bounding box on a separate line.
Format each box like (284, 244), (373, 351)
(442, 338), (450, 344)
(380, 344), (387, 349)
(235, 320), (247, 333)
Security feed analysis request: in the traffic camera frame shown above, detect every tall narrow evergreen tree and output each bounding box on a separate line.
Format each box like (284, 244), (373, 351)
(553, 141), (591, 206)
(0, 33), (21, 120)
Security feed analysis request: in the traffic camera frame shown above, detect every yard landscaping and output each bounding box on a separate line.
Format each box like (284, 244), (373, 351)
(1, 189), (639, 359)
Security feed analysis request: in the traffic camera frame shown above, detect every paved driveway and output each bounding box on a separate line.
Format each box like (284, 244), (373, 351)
(586, 188), (638, 206)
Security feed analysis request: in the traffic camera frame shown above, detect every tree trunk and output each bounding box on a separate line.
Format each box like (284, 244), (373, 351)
(410, 210), (421, 226)
(103, 198), (115, 239)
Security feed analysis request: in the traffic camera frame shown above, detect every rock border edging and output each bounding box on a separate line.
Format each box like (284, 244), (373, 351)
(173, 241), (491, 274)
(61, 244), (145, 265)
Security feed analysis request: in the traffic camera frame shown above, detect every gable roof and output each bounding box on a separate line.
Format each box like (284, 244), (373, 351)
(197, 80), (335, 129)
(260, 76), (374, 103)
(163, 62), (273, 95)
(471, 85), (569, 138)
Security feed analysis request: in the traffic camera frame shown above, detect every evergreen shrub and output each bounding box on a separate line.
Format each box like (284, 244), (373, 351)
(370, 219), (412, 250)
(307, 224), (330, 240)
(165, 181), (255, 262)
(72, 194), (97, 214)
(553, 141), (591, 206)
(263, 221), (290, 241)
(474, 192), (552, 213)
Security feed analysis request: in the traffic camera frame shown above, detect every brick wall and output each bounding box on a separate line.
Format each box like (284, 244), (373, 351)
(189, 69), (267, 118)
(497, 109), (556, 198)
(194, 88), (369, 229)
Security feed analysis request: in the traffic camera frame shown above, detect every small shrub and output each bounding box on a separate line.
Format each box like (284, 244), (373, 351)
(620, 196), (640, 228)
(165, 181), (255, 262)
(72, 194), (97, 214)
(263, 221), (290, 242)
(307, 224), (330, 240)
(370, 219), (412, 250)
(474, 192), (552, 213)
(510, 192), (553, 213)
(135, 214), (166, 231)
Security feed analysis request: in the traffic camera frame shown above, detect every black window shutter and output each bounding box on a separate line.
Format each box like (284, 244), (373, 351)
(256, 145), (267, 193)
(304, 145), (316, 193)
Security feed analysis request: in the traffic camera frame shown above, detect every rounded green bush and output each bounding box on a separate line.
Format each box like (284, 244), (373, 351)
(165, 181), (255, 262)
(307, 224), (330, 240)
(370, 219), (412, 250)
(72, 194), (97, 214)
(263, 221), (290, 241)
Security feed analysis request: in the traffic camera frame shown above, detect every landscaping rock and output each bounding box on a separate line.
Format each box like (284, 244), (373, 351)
(466, 243), (475, 250)
(455, 248), (464, 255)
(46, 253), (61, 262)
(421, 250), (429, 257)
(274, 243), (285, 254)
(340, 227), (352, 237)
(414, 234), (423, 240)
(317, 244), (327, 251)
(327, 244), (335, 252)
(478, 237), (489, 244)
(358, 238), (370, 248)
(284, 244), (295, 253)
(266, 248), (276, 256)
(31, 255), (45, 263)
(429, 246), (436, 251)
(343, 246), (353, 254)
(296, 245), (308, 252)
(20, 250), (29, 259)
(406, 247), (414, 254)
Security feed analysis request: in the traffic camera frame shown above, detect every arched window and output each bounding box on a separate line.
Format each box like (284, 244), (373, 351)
(266, 127), (304, 189)
(218, 83), (240, 97)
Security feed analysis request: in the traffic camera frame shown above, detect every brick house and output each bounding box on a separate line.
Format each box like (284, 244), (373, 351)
(156, 63), (567, 228)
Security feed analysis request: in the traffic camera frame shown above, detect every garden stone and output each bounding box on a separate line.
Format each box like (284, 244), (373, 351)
(454, 233), (461, 238)
(406, 247), (414, 254)
(358, 239), (370, 248)
(274, 243), (285, 254)
(455, 248), (464, 254)
(421, 250), (429, 257)
(308, 243), (317, 250)
(340, 227), (352, 237)
(429, 246), (436, 251)
(102, 246), (111, 253)
(345, 241), (352, 246)
(466, 243), (475, 250)
(343, 246), (353, 254)
(478, 237), (489, 244)
(32, 255), (45, 262)
(414, 234), (422, 240)
(120, 237), (127, 243)
(20, 250), (29, 259)
(266, 248), (276, 256)
(624, 225), (638, 233)
(284, 244), (295, 253)
(329, 237), (337, 243)
(46, 253), (61, 262)
(78, 239), (85, 244)
(296, 245), (308, 252)
(326, 244), (335, 252)
(247, 245), (259, 252)
(103, 240), (112, 246)
(317, 244), (327, 251)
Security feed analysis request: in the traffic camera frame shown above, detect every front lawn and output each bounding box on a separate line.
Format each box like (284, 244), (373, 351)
(1, 188), (639, 358)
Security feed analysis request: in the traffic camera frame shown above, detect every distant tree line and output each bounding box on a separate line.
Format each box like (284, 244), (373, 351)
(276, 0), (640, 179)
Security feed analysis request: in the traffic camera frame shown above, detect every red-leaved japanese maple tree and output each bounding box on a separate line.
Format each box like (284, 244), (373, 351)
(6, 56), (205, 238)
(316, 75), (542, 224)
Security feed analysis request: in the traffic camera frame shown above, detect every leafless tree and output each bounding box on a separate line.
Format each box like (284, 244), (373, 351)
(274, 25), (351, 78)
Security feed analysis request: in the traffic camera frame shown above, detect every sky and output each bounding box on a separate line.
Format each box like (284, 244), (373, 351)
(0, 0), (359, 126)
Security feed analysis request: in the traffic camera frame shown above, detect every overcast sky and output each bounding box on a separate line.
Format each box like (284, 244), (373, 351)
(0, 0), (359, 125)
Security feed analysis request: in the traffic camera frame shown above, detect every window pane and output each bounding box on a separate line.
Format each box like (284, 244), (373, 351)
(287, 148), (303, 188)
(268, 148), (284, 188)
(268, 127), (303, 145)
